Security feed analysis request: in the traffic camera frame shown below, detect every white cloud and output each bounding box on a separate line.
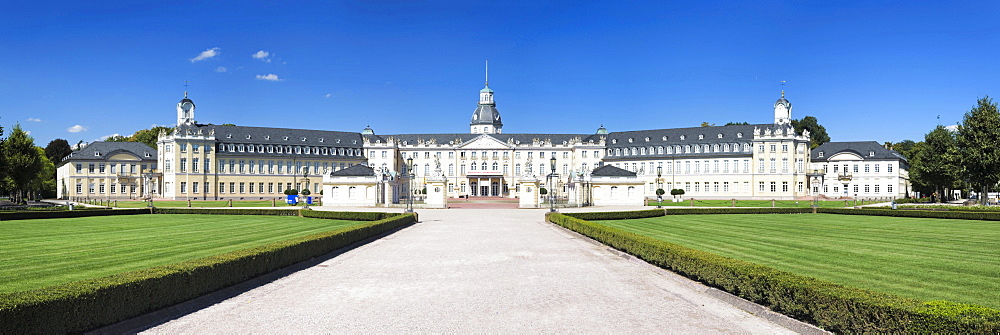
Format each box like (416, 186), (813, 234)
(215, 66), (227, 73)
(324, 93), (333, 98)
(252, 50), (271, 63)
(256, 73), (282, 81)
(98, 133), (122, 141)
(190, 47), (221, 62)
(67, 125), (88, 133)
(26, 117), (41, 122)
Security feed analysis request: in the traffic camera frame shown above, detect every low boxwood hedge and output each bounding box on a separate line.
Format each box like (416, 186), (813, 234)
(664, 207), (812, 215)
(0, 213), (417, 333)
(0, 208), (150, 221)
(547, 213), (1000, 332)
(152, 208), (299, 216)
(299, 209), (388, 221)
(818, 207), (1000, 221)
(563, 209), (664, 221)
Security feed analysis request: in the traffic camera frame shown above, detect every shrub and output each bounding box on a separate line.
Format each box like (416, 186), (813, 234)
(546, 213), (1000, 333)
(0, 213), (417, 333)
(0, 209), (149, 221)
(664, 208), (812, 215)
(670, 189), (685, 196)
(300, 189), (311, 196)
(299, 209), (388, 221)
(655, 188), (665, 196)
(818, 208), (1000, 221)
(153, 208), (298, 216)
(563, 209), (663, 221)
(283, 189), (298, 196)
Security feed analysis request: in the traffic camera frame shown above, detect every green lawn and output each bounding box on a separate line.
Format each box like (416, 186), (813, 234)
(0, 214), (365, 293)
(595, 214), (1000, 309)
(647, 199), (881, 207)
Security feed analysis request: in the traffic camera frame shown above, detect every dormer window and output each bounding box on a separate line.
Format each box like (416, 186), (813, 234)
(265, 135), (270, 140)
(301, 137), (307, 142)
(662, 136), (667, 141)
(227, 134), (232, 139)
(144, 152), (150, 157)
(870, 151), (875, 156)
(818, 151), (824, 158)
(336, 139), (341, 143)
(628, 138), (633, 143)
(737, 133), (743, 138)
(319, 138), (324, 142)
(276, 146), (283, 153)
(680, 135), (686, 140)
(644, 137), (650, 142)
(611, 139), (617, 144)
(94, 151), (101, 156)
(717, 134), (723, 138)
(698, 134), (704, 140)
(246, 135), (251, 139)
(283, 136), (289, 141)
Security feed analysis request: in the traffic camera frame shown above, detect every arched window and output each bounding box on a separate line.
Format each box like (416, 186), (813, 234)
(713, 144), (720, 152)
(640, 147), (646, 155)
(703, 144), (710, 153)
(615, 148), (622, 156)
(684, 145), (691, 153)
(491, 162), (498, 171)
(628, 186), (635, 197)
(657, 146), (664, 154)
(471, 163), (477, 171)
(610, 186), (618, 198)
(482, 162), (488, 171)
(743, 143), (750, 152)
(693, 145), (700, 153)
(632, 147), (638, 155)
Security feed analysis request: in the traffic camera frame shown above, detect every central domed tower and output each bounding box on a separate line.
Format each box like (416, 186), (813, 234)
(774, 90), (792, 125)
(470, 60), (502, 134)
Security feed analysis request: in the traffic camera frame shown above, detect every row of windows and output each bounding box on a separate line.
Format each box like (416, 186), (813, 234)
(819, 184), (895, 194)
(402, 162), (579, 177)
(399, 150), (602, 160)
(75, 163), (153, 174)
(212, 143), (362, 156)
(610, 143), (751, 157)
(74, 181), (146, 194)
(756, 158), (806, 174)
(822, 163), (894, 174)
(165, 159), (352, 175)
(168, 182), (321, 195)
(613, 160), (754, 175)
(611, 132), (745, 145)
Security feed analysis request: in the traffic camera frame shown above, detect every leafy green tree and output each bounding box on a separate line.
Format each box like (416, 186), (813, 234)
(957, 96), (1000, 204)
(44, 139), (73, 167)
(911, 126), (962, 201)
(29, 147), (56, 199)
(2, 124), (43, 203)
(790, 116), (831, 149)
(104, 135), (130, 142)
(700, 122), (715, 127)
(104, 126), (173, 148)
(890, 139), (918, 159)
(724, 122), (749, 126)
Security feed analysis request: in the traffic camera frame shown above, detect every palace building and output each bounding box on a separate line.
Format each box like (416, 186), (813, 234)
(59, 68), (908, 203)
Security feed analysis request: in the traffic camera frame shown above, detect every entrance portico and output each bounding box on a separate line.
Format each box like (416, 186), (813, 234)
(467, 173), (507, 197)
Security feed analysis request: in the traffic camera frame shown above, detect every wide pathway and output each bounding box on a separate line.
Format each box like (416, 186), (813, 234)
(142, 209), (806, 333)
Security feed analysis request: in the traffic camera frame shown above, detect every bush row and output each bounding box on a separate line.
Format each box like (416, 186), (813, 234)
(152, 208), (299, 216)
(0, 208), (149, 221)
(546, 213), (1000, 333)
(818, 207), (1000, 221)
(0, 213), (417, 333)
(299, 210), (388, 221)
(664, 207), (813, 215)
(562, 209), (664, 221)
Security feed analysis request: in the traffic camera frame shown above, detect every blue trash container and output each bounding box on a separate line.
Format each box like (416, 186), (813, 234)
(286, 194), (298, 205)
(306, 196), (313, 205)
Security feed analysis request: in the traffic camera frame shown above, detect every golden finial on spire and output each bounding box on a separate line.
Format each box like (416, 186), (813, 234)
(485, 59), (489, 86)
(183, 80), (190, 98)
(780, 80), (786, 98)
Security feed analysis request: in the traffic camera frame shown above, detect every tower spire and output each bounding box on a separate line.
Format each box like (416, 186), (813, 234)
(485, 59), (489, 86)
(183, 80), (190, 98)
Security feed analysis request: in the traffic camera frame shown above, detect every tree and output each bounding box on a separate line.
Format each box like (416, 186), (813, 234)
(44, 139), (73, 167)
(29, 147), (56, 199)
(957, 96), (1000, 205)
(724, 122), (749, 126)
(2, 124), (43, 204)
(911, 126), (962, 201)
(890, 139), (918, 159)
(700, 122), (715, 127)
(104, 126), (173, 148)
(790, 116), (831, 149)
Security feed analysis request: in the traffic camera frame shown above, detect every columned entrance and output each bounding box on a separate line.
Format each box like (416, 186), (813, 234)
(466, 176), (506, 197)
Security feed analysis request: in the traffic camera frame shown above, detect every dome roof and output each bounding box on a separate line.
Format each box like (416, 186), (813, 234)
(480, 86), (494, 93)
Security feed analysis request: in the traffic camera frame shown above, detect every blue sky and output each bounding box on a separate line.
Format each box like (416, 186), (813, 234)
(2, 1), (998, 147)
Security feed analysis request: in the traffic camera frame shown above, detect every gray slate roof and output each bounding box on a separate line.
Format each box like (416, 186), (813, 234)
(591, 164), (637, 177)
(470, 103), (503, 127)
(364, 133), (605, 146)
(329, 164), (375, 177)
(60, 141), (157, 166)
(180, 124), (363, 147)
(811, 141), (907, 162)
(605, 124), (766, 148)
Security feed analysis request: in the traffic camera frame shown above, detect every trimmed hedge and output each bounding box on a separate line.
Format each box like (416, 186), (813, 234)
(0, 208), (149, 221)
(664, 207), (812, 215)
(152, 208), (299, 216)
(547, 213), (1000, 333)
(0, 213), (416, 333)
(818, 207), (1000, 221)
(563, 209), (664, 221)
(299, 209), (388, 221)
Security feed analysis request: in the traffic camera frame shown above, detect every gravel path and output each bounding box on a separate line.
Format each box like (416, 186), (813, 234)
(140, 208), (808, 333)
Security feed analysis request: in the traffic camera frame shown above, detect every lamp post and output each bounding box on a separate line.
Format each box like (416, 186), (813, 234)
(656, 166), (663, 209)
(406, 157), (414, 213)
(301, 167), (311, 209)
(549, 156), (557, 212)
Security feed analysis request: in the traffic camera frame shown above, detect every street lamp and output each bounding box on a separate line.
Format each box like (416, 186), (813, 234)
(656, 166), (663, 209)
(406, 157), (414, 213)
(301, 167), (311, 209)
(549, 156), (557, 212)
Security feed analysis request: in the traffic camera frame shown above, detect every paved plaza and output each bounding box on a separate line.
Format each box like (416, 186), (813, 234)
(130, 208), (816, 333)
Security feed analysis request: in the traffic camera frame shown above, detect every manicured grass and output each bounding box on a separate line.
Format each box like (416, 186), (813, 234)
(0, 214), (365, 293)
(595, 214), (1000, 309)
(108, 200), (287, 208)
(647, 199), (881, 207)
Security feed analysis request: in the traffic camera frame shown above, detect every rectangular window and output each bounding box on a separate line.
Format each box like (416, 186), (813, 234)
(875, 164), (880, 173)
(193, 158), (199, 172)
(758, 159), (764, 173)
(834, 165), (839, 172)
(219, 182), (226, 193)
(875, 184), (880, 193)
(865, 164), (870, 173)
(268, 183), (274, 193)
(685, 161), (691, 174)
(853, 185), (859, 193)
(770, 182), (777, 193)
(110, 164), (116, 174)
(180, 182), (187, 193)
(758, 181), (765, 192)
(713, 182), (719, 192)
(782, 144), (788, 152)
(76, 183), (83, 193)
(782, 182), (788, 193)
(193, 182), (199, 193)
(249, 182), (255, 193)
(781, 158), (788, 173)
(110, 183), (116, 193)
(230, 182), (236, 193)
(888, 185), (893, 193)
(180, 159), (187, 172)
(694, 183), (700, 193)
(797, 182), (803, 192)
(99, 164), (106, 173)
(205, 159), (211, 173)
(853, 165), (859, 173)
(239, 182), (246, 193)
(723, 160), (729, 173)
(888, 164), (893, 173)
(770, 144), (776, 152)
(864, 184), (870, 193)
(769, 158), (776, 173)
(723, 182), (729, 193)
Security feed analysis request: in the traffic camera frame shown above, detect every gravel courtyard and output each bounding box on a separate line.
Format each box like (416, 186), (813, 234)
(137, 208), (813, 333)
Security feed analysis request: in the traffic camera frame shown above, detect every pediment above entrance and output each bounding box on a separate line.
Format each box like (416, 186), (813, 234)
(457, 134), (512, 150)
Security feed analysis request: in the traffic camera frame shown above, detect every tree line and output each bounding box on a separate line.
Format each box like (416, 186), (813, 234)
(887, 96), (1000, 203)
